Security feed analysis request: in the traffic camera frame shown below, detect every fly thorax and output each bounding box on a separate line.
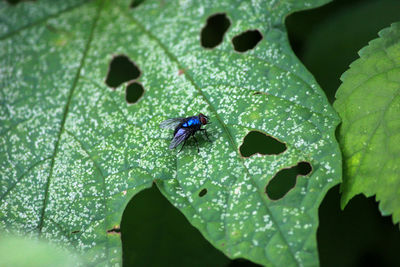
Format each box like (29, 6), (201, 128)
(184, 118), (200, 127)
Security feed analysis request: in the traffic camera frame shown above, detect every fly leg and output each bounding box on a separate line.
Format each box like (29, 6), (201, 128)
(178, 139), (188, 153)
(200, 129), (211, 142)
(192, 135), (200, 153)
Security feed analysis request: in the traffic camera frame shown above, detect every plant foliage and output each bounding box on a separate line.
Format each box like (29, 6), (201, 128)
(0, 0), (340, 265)
(335, 22), (400, 224)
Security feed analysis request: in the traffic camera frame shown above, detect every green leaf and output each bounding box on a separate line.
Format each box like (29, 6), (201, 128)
(334, 22), (400, 223)
(0, 234), (82, 267)
(0, 0), (341, 266)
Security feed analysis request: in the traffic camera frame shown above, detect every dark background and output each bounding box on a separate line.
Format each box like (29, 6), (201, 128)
(121, 0), (400, 266)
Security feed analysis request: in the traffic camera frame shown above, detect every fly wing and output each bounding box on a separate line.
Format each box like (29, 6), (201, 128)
(159, 117), (184, 129)
(169, 128), (191, 149)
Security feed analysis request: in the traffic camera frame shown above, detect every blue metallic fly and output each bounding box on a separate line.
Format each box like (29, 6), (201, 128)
(160, 113), (211, 152)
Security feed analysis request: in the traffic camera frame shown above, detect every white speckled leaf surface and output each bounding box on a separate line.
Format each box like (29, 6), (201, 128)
(0, 0), (340, 266)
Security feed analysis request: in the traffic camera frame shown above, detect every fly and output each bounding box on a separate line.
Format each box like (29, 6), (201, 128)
(160, 113), (211, 152)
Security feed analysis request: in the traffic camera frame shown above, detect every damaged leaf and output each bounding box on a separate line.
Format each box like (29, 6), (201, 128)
(0, 0), (340, 265)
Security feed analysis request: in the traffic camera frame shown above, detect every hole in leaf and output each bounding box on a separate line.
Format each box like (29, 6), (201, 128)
(232, 30), (263, 52)
(130, 0), (145, 8)
(5, 0), (35, 5)
(266, 161), (312, 200)
(121, 186), (230, 266)
(126, 82), (144, 104)
(107, 226), (121, 235)
(239, 131), (287, 157)
(201, 13), (231, 49)
(105, 55), (140, 89)
(71, 230), (80, 234)
(297, 161), (312, 176)
(199, 188), (207, 197)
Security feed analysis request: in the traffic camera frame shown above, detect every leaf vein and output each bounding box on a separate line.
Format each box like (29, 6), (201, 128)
(121, 8), (301, 265)
(37, 0), (104, 236)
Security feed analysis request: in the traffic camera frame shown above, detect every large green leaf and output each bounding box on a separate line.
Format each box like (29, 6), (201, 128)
(0, 0), (341, 266)
(334, 22), (400, 224)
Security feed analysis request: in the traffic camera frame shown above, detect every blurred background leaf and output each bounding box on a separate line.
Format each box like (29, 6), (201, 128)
(0, 234), (82, 267)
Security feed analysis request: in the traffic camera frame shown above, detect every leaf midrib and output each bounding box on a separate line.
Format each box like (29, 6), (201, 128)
(37, 0), (105, 234)
(338, 51), (400, 198)
(119, 6), (301, 266)
(342, 83), (400, 190)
